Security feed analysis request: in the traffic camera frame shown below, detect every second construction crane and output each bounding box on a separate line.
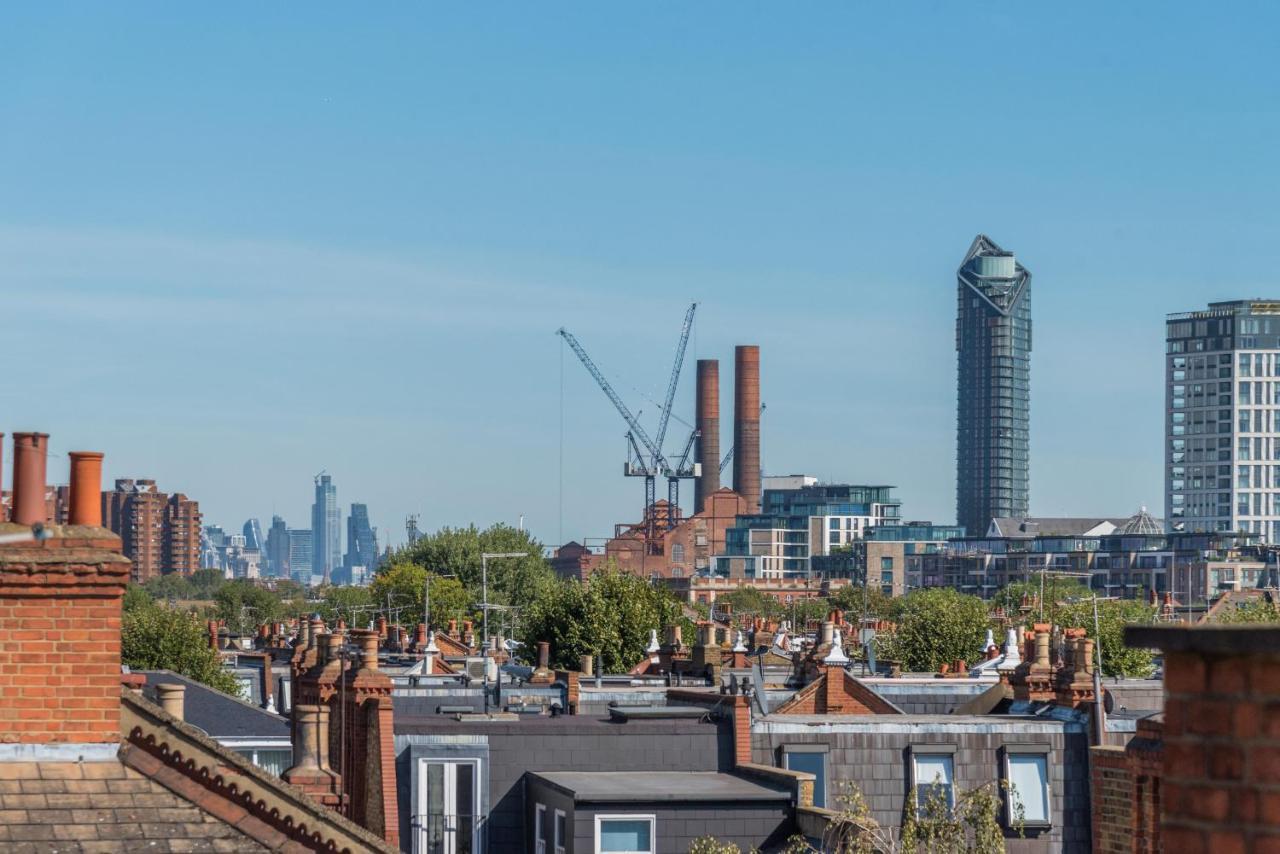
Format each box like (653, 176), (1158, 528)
(558, 303), (701, 542)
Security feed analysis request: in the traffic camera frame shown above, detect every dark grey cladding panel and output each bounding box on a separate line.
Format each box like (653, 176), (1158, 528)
(571, 803), (793, 854)
(396, 716), (733, 852)
(752, 725), (1091, 854)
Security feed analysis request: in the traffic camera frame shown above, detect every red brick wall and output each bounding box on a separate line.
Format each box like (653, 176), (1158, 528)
(0, 532), (129, 744)
(1091, 746), (1134, 854)
(1161, 647), (1280, 851)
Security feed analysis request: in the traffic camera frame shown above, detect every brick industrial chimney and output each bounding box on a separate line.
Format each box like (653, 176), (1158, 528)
(732, 346), (761, 512)
(11, 432), (50, 525)
(694, 359), (721, 514)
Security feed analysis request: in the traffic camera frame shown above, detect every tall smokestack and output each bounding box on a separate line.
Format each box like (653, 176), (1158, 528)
(694, 359), (720, 513)
(733, 346), (761, 513)
(11, 432), (50, 526)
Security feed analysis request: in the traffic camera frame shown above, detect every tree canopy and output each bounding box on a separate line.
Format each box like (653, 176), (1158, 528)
(122, 602), (241, 695)
(876, 588), (993, 672)
(382, 523), (556, 628)
(520, 568), (686, 671)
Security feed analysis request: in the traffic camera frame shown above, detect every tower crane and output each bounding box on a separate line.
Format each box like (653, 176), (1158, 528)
(558, 303), (701, 542)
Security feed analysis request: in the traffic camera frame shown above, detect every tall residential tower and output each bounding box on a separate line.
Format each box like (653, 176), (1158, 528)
(1166, 300), (1280, 542)
(955, 235), (1032, 537)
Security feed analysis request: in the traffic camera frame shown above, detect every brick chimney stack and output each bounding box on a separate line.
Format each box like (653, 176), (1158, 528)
(0, 437), (127, 748)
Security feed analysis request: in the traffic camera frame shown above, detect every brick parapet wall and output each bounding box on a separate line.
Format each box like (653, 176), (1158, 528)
(1090, 746), (1134, 854)
(0, 530), (129, 744)
(1126, 626), (1280, 853)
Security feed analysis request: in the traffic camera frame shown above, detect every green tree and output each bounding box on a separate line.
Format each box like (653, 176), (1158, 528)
(876, 588), (992, 672)
(1052, 597), (1157, 678)
(830, 584), (895, 621)
(521, 568), (685, 671)
(212, 580), (288, 635)
(188, 568), (227, 600)
(991, 579), (1092, 621)
(313, 584), (375, 626)
(387, 523), (556, 616)
(1217, 596), (1280, 623)
(143, 571), (193, 603)
(122, 603), (241, 695)
(369, 563), (472, 628)
(718, 586), (784, 620)
(123, 583), (154, 613)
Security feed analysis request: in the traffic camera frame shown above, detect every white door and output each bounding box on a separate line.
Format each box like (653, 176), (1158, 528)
(417, 759), (479, 854)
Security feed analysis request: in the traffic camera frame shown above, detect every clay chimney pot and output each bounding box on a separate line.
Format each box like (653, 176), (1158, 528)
(67, 451), (104, 526)
(157, 683), (185, 721)
(11, 432), (50, 526)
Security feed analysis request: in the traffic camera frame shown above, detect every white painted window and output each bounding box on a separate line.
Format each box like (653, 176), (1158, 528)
(535, 804), (547, 854)
(911, 752), (954, 815)
(1005, 751), (1051, 825)
(415, 758), (480, 854)
(554, 809), (566, 854)
(595, 814), (655, 854)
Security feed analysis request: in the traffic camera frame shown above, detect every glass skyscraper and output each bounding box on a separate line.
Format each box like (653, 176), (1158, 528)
(955, 235), (1032, 538)
(311, 474), (340, 585)
(342, 502), (378, 585)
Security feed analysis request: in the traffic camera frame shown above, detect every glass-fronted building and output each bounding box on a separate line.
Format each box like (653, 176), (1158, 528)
(715, 484), (902, 579)
(1166, 299), (1280, 542)
(311, 474), (340, 584)
(956, 235), (1032, 539)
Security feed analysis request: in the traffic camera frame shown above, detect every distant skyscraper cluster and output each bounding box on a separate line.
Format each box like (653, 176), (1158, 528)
(197, 473), (381, 587)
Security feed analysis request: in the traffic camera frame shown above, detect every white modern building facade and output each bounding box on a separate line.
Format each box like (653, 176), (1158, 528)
(1166, 300), (1280, 542)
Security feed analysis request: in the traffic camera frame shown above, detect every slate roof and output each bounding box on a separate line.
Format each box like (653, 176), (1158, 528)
(141, 671), (289, 741)
(0, 757), (269, 851)
(528, 771), (790, 802)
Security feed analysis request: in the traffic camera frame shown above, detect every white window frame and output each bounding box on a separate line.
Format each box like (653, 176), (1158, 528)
(594, 814), (656, 854)
(535, 804), (547, 854)
(909, 746), (956, 814)
(414, 757), (482, 854)
(1002, 746), (1052, 828)
(554, 808), (566, 854)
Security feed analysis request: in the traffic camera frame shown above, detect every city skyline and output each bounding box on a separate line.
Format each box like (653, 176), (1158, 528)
(5, 5), (1279, 544)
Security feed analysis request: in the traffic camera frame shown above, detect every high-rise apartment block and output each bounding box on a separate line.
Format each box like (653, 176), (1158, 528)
(342, 502), (378, 585)
(955, 235), (1032, 538)
(102, 478), (202, 582)
(311, 474), (340, 585)
(1165, 300), (1280, 541)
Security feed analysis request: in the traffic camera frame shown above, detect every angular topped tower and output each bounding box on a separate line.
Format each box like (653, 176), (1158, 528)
(955, 235), (1032, 537)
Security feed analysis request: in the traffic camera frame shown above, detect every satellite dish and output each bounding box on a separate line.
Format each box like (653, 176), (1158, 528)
(1103, 688), (1115, 714)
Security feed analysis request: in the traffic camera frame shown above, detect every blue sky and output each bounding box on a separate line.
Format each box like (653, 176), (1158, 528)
(3, 4), (1278, 548)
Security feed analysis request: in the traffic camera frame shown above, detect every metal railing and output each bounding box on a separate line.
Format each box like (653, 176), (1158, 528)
(413, 813), (486, 854)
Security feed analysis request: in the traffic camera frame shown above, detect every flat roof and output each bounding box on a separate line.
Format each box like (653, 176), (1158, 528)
(528, 771), (789, 803)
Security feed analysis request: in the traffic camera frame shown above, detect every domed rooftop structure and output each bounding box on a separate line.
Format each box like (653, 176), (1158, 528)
(1116, 506), (1163, 536)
